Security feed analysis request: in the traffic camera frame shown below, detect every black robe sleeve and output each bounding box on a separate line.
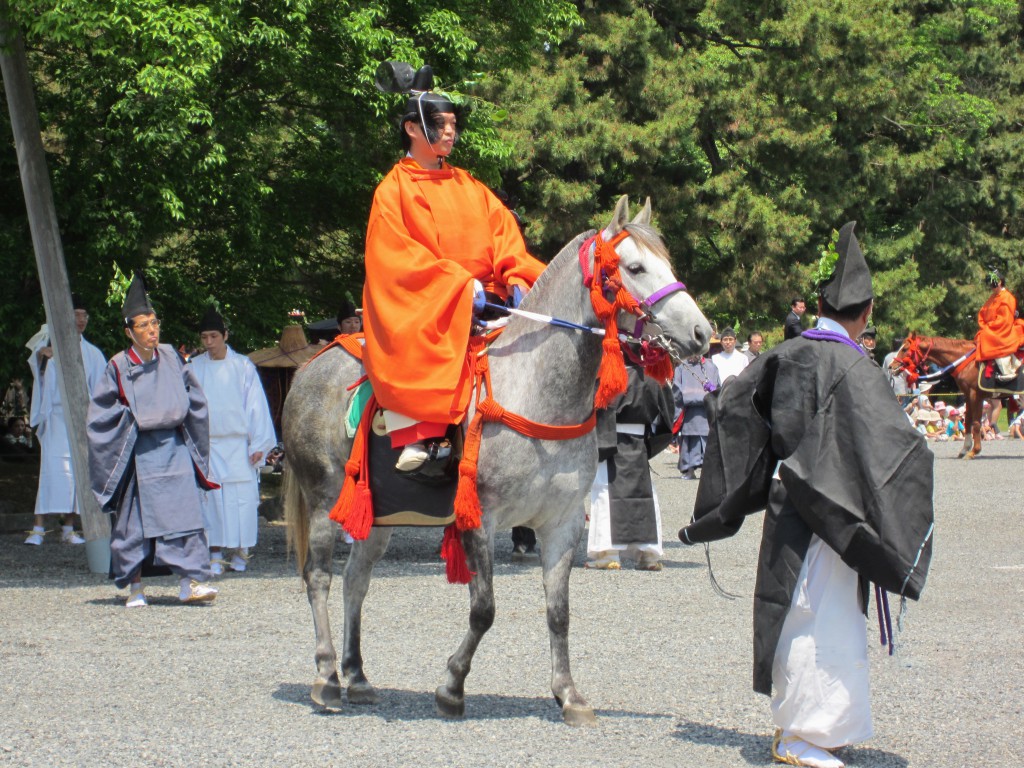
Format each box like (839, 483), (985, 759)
(681, 339), (934, 599)
(681, 355), (776, 543)
(779, 354), (934, 598)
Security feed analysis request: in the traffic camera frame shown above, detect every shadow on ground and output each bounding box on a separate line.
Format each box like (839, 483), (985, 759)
(275, 681), (678, 725)
(673, 719), (909, 767)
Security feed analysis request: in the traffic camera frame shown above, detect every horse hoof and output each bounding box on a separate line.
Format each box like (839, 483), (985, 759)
(311, 679), (345, 710)
(347, 682), (379, 705)
(562, 703), (597, 727)
(435, 686), (465, 718)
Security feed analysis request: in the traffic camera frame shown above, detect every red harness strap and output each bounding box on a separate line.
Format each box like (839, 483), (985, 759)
(303, 332), (364, 369)
(453, 336), (596, 544)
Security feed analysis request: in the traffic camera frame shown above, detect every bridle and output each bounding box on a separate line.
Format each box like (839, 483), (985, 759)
(578, 229), (689, 365)
(892, 335), (932, 387)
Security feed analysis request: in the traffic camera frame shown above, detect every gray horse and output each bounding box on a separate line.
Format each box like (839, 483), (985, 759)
(283, 196), (712, 725)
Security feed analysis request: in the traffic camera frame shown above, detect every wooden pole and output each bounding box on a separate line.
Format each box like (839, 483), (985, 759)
(0, 7), (109, 543)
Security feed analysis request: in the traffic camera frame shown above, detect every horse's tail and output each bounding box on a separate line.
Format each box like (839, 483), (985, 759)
(283, 466), (309, 576)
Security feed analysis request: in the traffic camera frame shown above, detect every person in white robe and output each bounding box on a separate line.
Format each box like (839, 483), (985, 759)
(190, 307), (276, 574)
(710, 326), (749, 383)
(24, 296), (106, 546)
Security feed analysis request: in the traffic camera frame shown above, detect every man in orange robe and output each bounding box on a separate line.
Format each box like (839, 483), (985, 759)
(975, 271), (1024, 381)
(362, 73), (545, 471)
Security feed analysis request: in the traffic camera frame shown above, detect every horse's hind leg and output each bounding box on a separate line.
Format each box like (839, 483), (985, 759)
(538, 504), (595, 726)
(341, 526), (392, 704)
(305, 508), (344, 709)
(436, 526), (495, 718)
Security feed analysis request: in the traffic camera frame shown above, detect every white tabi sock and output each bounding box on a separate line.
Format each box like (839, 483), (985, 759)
(773, 730), (844, 768)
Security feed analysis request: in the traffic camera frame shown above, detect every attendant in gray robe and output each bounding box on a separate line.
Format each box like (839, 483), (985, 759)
(671, 355), (720, 479)
(87, 273), (219, 607)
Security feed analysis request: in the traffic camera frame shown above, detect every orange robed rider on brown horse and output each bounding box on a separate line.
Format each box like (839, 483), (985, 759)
(976, 269), (1024, 382)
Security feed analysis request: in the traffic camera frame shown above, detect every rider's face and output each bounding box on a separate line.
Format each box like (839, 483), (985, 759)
(408, 112), (458, 157)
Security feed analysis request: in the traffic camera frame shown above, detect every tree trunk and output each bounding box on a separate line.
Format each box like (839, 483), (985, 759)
(0, 6), (110, 544)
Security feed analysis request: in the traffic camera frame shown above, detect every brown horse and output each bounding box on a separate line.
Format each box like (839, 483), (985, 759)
(891, 333), (984, 458)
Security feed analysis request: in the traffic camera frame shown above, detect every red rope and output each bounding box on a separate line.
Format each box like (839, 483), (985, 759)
(454, 336), (596, 537)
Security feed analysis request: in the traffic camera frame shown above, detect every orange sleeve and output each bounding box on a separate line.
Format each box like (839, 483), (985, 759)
(975, 290), (1024, 359)
(481, 186), (545, 294)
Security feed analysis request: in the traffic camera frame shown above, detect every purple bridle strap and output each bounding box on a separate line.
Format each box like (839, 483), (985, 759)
(579, 232), (689, 340)
(645, 281), (686, 306)
(632, 281), (687, 337)
(801, 328), (866, 356)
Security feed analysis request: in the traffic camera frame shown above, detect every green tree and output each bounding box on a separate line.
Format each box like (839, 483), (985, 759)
(0, 0), (579, 383)
(494, 0), (1010, 348)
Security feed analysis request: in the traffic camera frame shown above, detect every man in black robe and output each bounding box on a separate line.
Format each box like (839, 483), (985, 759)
(586, 362), (674, 570)
(680, 222), (934, 768)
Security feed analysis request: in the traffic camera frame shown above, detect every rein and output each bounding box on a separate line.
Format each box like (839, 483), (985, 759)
(895, 336), (976, 385)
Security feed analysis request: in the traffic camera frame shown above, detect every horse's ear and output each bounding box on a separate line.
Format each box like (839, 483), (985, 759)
(606, 195), (630, 236)
(631, 197), (652, 226)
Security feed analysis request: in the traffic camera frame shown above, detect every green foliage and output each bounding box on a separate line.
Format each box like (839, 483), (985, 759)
(814, 230), (840, 293)
(4, 0), (1024, 387)
(0, 0), (580, 383)
(492, 0), (1020, 347)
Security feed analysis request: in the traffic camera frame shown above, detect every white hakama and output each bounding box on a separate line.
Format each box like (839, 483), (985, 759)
(27, 333), (106, 516)
(771, 535), (873, 749)
(192, 349), (275, 549)
(587, 459), (663, 557)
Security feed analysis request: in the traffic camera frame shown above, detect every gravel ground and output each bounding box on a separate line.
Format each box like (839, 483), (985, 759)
(1, 439), (1022, 767)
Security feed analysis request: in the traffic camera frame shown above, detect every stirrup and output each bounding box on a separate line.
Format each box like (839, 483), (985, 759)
(396, 438), (456, 486)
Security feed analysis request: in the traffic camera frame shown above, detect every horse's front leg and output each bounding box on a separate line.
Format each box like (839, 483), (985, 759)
(962, 390), (983, 459)
(342, 526), (393, 704)
(538, 503), (595, 726)
(436, 526), (494, 718)
(304, 506), (344, 709)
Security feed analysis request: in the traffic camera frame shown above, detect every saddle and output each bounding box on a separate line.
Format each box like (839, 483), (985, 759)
(366, 414), (461, 527)
(978, 356), (1024, 395)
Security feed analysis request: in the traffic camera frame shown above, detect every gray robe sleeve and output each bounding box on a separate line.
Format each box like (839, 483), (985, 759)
(176, 351), (217, 489)
(87, 357), (137, 512)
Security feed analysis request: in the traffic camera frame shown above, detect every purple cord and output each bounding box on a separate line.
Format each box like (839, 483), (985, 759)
(802, 328), (866, 356)
(875, 584), (895, 656)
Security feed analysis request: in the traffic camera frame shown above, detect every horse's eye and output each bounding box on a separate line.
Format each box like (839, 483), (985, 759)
(626, 263), (645, 275)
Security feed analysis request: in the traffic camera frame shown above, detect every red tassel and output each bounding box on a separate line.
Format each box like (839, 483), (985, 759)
(645, 353), (674, 384)
(454, 410), (485, 531)
(441, 523), (474, 584)
(343, 483), (374, 540)
(454, 463), (482, 531)
(595, 336), (628, 409)
(329, 473), (357, 526)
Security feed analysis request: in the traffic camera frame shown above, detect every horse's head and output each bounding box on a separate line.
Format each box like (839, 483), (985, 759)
(892, 332), (927, 384)
(597, 196), (713, 359)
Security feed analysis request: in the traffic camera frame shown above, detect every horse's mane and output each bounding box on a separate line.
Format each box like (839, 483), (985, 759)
(913, 334), (975, 352)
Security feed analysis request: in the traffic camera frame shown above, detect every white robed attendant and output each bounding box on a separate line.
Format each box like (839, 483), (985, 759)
(191, 335), (275, 567)
(25, 311), (106, 545)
